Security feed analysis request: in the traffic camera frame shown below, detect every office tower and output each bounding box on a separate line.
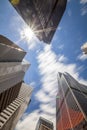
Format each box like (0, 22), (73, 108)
(9, 0), (67, 43)
(36, 117), (54, 130)
(56, 72), (87, 130)
(81, 43), (87, 54)
(0, 35), (33, 130)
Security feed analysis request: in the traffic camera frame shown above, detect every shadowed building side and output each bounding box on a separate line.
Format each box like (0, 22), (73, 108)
(0, 83), (33, 130)
(0, 35), (26, 62)
(56, 72), (87, 130)
(9, 0), (67, 44)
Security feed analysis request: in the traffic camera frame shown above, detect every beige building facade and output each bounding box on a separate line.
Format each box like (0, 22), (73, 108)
(0, 35), (33, 130)
(36, 117), (54, 130)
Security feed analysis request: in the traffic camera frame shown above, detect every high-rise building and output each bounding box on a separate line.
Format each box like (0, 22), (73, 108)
(81, 43), (87, 54)
(0, 35), (33, 130)
(36, 117), (54, 130)
(9, 0), (67, 43)
(56, 72), (87, 130)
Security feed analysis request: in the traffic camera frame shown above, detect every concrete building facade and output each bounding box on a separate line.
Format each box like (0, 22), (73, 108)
(56, 72), (87, 130)
(0, 35), (33, 130)
(36, 117), (54, 130)
(9, 0), (67, 43)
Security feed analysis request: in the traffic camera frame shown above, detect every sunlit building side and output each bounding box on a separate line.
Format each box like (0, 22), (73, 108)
(0, 35), (33, 130)
(36, 117), (54, 130)
(9, 0), (67, 44)
(56, 72), (87, 130)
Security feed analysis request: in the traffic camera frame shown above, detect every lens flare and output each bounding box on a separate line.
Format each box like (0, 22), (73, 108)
(21, 26), (34, 42)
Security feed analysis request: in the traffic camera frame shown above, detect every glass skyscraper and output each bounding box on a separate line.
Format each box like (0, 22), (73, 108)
(9, 0), (67, 43)
(56, 72), (87, 130)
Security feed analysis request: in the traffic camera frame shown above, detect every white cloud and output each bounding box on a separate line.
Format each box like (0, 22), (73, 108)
(58, 55), (67, 62)
(67, 0), (71, 2)
(80, 0), (87, 16)
(16, 45), (87, 130)
(80, 0), (87, 4)
(39, 104), (55, 115)
(77, 53), (87, 61)
(37, 45), (79, 79)
(35, 89), (54, 103)
(58, 26), (62, 30)
(29, 82), (36, 89)
(57, 44), (64, 50)
(81, 6), (87, 15)
(30, 82), (36, 87)
(67, 9), (72, 16)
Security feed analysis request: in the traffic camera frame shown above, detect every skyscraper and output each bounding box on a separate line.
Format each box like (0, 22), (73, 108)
(0, 35), (33, 130)
(36, 117), (54, 130)
(9, 0), (67, 43)
(56, 72), (87, 130)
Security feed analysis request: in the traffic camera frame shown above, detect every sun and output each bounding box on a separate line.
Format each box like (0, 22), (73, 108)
(21, 26), (34, 42)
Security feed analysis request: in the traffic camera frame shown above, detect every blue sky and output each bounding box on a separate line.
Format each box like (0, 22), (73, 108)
(0, 0), (87, 130)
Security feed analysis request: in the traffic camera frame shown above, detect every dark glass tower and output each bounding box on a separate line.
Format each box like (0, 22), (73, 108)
(9, 0), (67, 44)
(56, 72), (87, 130)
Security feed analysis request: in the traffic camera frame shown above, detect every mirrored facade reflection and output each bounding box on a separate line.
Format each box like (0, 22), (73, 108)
(56, 72), (87, 130)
